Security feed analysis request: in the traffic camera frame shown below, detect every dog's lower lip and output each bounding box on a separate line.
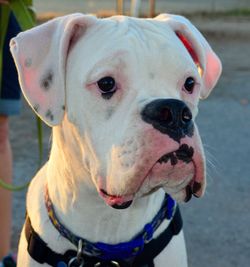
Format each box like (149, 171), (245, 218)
(99, 189), (133, 208)
(100, 189), (119, 198)
(111, 201), (133, 209)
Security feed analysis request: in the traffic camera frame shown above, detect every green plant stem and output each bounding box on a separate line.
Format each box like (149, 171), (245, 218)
(0, 6), (11, 95)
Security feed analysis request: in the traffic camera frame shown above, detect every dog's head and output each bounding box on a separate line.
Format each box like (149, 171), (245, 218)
(10, 14), (221, 209)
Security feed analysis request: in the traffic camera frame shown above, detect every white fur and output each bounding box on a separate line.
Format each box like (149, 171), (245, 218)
(10, 13), (221, 266)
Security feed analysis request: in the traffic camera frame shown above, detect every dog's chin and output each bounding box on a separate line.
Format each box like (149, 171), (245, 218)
(99, 189), (134, 209)
(98, 144), (204, 209)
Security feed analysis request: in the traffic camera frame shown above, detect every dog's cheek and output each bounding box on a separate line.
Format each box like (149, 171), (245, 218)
(165, 188), (188, 203)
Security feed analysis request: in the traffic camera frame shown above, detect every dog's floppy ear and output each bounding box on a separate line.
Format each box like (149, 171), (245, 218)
(10, 13), (97, 126)
(155, 14), (222, 99)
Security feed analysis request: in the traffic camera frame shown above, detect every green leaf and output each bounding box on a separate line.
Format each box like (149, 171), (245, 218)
(23, 0), (33, 6)
(10, 0), (36, 30)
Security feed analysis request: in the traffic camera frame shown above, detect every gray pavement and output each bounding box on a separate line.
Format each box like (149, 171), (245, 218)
(181, 36), (250, 267)
(7, 2), (250, 266)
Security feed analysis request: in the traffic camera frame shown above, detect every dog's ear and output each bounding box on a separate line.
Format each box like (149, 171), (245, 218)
(155, 14), (222, 99)
(10, 13), (97, 126)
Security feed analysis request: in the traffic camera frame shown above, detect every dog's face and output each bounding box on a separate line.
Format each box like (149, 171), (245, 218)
(10, 14), (221, 209)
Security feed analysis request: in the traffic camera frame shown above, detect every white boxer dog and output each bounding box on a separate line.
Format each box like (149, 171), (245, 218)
(11, 13), (221, 267)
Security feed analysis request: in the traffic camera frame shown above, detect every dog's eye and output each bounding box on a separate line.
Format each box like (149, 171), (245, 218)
(97, 77), (117, 99)
(183, 77), (195, 94)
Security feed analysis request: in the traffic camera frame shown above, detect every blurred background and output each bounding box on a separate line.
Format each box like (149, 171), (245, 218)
(8, 1), (250, 267)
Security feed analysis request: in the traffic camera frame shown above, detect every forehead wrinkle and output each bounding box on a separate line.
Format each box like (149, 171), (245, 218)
(109, 22), (176, 68)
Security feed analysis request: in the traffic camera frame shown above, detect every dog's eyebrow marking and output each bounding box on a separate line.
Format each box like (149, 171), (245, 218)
(106, 107), (114, 119)
(45, 109), (54, 121)
(41, 70), (54, 91)
(149, 72), (155, 80)
(24, 58), (32, 68)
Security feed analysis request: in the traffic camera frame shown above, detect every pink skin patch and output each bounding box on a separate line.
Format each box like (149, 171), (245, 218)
(98, 125), (205, 207)
(204, 50), (222, 92)
(19, 53), (49, 109)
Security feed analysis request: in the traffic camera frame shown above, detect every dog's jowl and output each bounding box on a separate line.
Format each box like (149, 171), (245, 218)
(11, 13), (221, 267)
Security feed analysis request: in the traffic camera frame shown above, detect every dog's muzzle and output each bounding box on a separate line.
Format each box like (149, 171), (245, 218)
(141, 99), (194, 142)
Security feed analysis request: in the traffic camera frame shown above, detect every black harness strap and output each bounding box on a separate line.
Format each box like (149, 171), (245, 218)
(25, 217), (72, 266)
(25, 207), (182, 267)
(133, 207), (182, 266)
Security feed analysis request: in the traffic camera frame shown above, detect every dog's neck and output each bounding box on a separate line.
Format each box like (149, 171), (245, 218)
(46, 125), (165, 244)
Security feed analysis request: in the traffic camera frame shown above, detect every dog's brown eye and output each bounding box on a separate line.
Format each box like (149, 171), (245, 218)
(97, 76), (116, 94)
(183, 77), (195, 94)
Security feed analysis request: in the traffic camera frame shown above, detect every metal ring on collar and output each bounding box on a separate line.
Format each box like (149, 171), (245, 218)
(77, 240), (84, 262)
(67, 257), (84, 267)
(68, 240), (85, 267)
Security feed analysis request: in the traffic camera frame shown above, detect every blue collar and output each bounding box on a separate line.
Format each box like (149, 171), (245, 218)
(45, 186), (176, 261)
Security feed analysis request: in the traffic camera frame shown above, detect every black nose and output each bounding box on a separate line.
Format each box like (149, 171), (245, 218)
(141, 99), (194, 142)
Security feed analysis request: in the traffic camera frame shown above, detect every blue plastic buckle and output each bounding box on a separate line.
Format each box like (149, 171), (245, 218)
(166, 195), (175, 220)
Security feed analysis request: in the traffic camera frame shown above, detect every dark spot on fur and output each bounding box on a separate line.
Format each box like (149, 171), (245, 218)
(157, 154), (171, 164)
(25, 58), (32, 68)
(158, 152), (178, 166)
(41, 71), (53, 91)
(106, 107), (114, 119)
(184, 185), (192, 202)
(170, 154), (178, 166)
(175, 145), (194, 163)
(45, 109), (54, 121)
(192, 182), (201, 196)
(62, 105), (65, 111)
(33, 104), (40, 112)
(101, 92), (115, 100)
(149, 72), (155, 79)
(157, 144), (194, 166)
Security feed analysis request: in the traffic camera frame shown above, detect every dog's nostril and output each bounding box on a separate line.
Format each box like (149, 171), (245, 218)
(160, 107), (173, 123)
(182, 107), (192, 123)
